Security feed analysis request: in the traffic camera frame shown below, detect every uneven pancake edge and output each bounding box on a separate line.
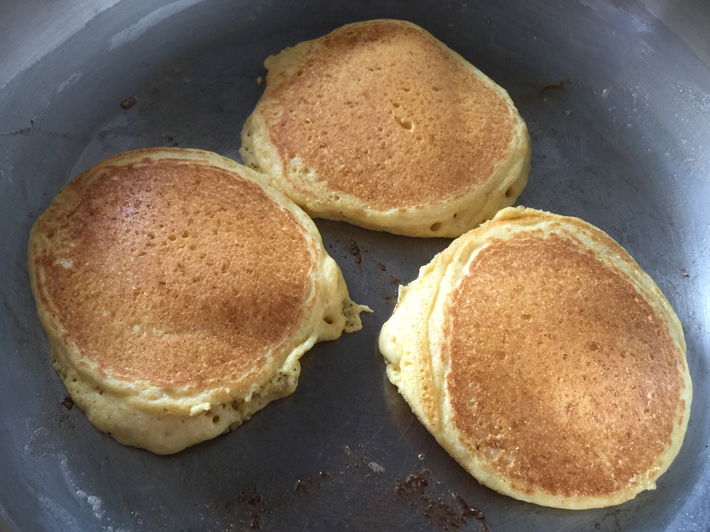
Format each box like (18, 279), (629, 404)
(379, 206), (691, 509)
(29, 148), (369, 453)
(240, 19), (531, 238)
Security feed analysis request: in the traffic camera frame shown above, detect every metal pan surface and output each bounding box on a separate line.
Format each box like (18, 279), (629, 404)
(0, 0), (708, 530)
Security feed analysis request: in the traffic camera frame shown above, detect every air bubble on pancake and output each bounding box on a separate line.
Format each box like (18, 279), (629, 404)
(485, 446), (501, 462)
(430, 223), (442, 232)
(500, 453), (515, 467)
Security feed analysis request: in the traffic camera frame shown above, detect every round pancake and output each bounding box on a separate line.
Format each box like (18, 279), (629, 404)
(29, 148), (369, 454)
(240, 19), (530, 237)
(379, 207), (692, 508)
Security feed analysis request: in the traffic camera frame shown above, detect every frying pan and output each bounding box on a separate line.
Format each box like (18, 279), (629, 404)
(1, 0), (708, 530)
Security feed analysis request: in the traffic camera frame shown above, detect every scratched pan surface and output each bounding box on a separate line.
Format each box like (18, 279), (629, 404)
(1, 0), (709, 530)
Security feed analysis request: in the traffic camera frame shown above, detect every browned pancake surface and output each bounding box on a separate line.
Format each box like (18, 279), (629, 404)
(446, 232), (685, 498)
(33, 157), (314, 387)
(266, 20), (515, 208)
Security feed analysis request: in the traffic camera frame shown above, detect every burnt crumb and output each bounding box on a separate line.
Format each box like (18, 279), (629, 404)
(455, 494), (484, 520)
(595, 524), (601, 530)
(394, 470), (486, 530)
(539, 80), (570, 96)
(294, 479), (313, 493)
(120, 96), (137, 109)
(164, 135), (179, 147)
(683, 271), (689, 277)
(481, 524), (490, 532)
(235, 487), (262, 508)
(294, 471), (333, 493)
(395, 470), (430, 497)
(390, 275), (400, 285)
(61, 396), (75, 410)
(222, 487), (268, 531)
(384, 293), (398, 308)
(377, 262), (387, 271)
(349, 241), (362, 265)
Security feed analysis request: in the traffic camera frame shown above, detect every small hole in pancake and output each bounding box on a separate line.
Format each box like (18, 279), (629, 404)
(393, 102), (400, 108)
(403, 87), (411, 92)
(589, 342), (599, 351)
(213, 415), (220, 424)
(168, 235), (177, 241)
(505, 186), (515, 198)
(182, 231), (189, 238)
(324, 316), (333, 325)
(522, 313), (531, 320)
(430, 222), (442, 232)
(297, 69), (303, 76)
(400, 119), (413, 130)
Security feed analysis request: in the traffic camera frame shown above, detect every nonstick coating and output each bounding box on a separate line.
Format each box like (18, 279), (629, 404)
(1, 1), (709, 531)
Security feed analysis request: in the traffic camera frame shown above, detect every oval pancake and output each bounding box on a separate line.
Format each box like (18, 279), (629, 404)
(29, 148), (369, 454)
(240, 19), (530, 238)
(379, 207), (692, 508)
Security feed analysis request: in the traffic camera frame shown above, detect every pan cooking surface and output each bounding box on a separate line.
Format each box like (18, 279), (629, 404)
(1, 1), (708, 530)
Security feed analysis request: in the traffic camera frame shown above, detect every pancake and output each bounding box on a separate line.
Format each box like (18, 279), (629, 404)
(240, 19), (530, 238)
(379, 207), (692, 508)
(29, 148), (369, 454)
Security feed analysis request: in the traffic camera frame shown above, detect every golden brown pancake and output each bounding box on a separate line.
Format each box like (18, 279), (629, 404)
(241, 20), (530, 237)
(379, 207), (692, 508)
(29, 148), (369, 454)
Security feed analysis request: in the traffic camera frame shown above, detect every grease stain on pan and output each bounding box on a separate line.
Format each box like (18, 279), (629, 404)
(57, 71), (82, 93)
(109, 0), (206, 50)
(0, 1), (121, 91)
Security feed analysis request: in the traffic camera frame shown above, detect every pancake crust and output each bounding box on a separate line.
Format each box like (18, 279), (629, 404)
(379, 207), (692, 508)
(241, 20), (530, 237)
(29, 148), (369, 454)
